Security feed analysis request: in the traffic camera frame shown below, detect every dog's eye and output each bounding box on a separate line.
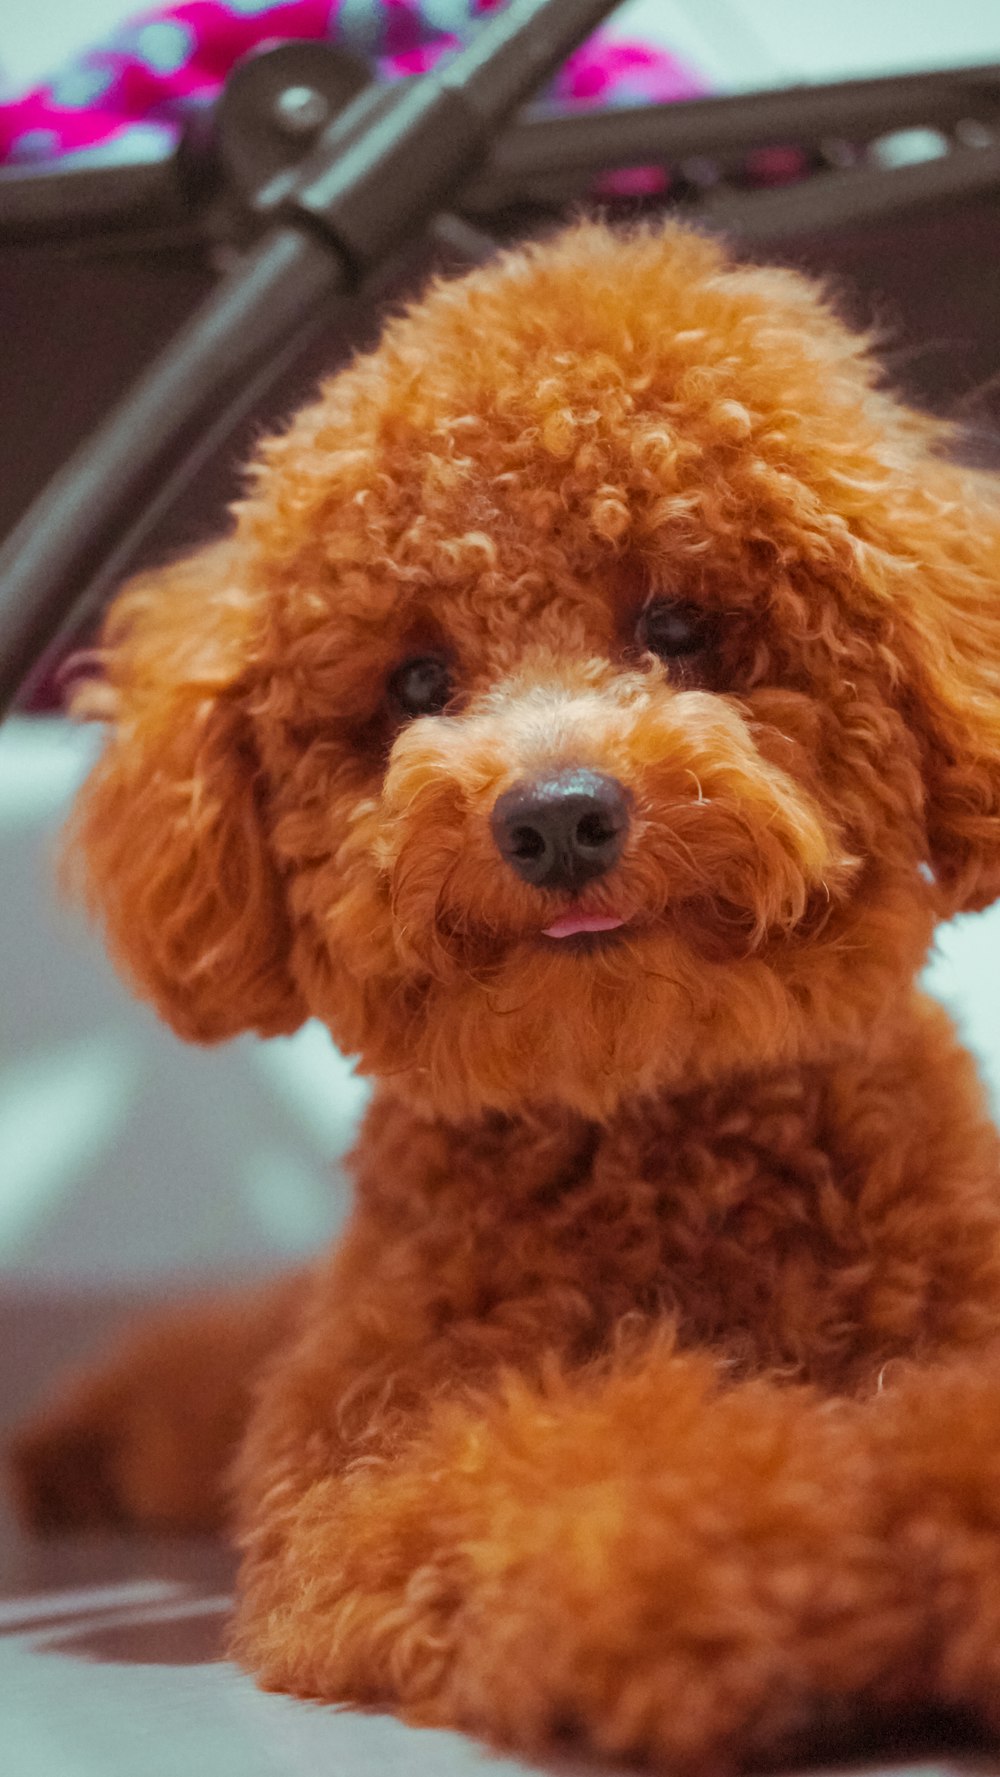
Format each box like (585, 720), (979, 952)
(638, 599), (713, 661)
(389, 654), (453, 718)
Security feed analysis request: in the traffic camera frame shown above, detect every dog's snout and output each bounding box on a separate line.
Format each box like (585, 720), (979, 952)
(491, 770), (630, 892)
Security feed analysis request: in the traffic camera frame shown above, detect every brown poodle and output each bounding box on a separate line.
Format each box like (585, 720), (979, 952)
(13, 219), (1000, 1773)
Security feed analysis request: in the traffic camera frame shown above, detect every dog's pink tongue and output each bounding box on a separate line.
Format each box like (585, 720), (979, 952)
(543, 912), (626, 940)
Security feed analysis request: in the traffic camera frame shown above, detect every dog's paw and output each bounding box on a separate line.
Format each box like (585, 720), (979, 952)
(8, 1341), (230, 1535)
(7, 1281), (301, 1537)
(8, 1399), (135, 1532)
(9, 1378), (229, 1534)
(930, 1546), (1000, 1737)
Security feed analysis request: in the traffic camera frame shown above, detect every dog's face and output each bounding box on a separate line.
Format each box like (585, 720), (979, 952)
(73, 224), (1000, 1118)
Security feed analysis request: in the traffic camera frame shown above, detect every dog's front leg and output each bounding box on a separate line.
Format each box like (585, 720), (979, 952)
(9, 1272), (305, 1532)
(867, 1352), (1000, 1731)
(230, 1337), (930, 1774)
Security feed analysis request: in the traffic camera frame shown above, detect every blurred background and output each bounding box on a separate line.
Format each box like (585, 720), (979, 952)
(4, 0), (1000, 1412)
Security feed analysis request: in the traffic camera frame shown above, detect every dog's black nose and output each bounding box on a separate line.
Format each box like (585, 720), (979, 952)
(491, 769), (630, 892)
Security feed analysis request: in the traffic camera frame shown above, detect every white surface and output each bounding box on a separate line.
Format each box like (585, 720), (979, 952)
(5, 0), (1000, 94)
(0, 1558), (559, 1777)
(2, 0), (132, 92)
(0, 717), (366, 1287)
(618, 0), (1000, 89)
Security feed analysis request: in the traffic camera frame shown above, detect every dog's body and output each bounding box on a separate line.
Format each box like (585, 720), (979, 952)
(13, 222), (1000, 1770)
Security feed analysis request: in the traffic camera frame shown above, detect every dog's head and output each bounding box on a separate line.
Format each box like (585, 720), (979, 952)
(71, 223), (1000, 1117)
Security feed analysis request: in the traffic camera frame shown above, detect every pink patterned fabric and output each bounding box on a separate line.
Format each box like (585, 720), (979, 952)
(1, 1), (708, 168)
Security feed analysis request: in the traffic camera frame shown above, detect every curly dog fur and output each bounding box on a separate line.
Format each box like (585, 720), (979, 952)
(13, 220), (1000, 1771)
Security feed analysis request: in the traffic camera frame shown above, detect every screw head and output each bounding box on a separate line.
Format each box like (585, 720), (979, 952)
(271, 85), (330, 139)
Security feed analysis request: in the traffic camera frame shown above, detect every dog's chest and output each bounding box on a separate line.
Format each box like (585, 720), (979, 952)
(515, 1073), (877, 1384)
(365, 1075), (904, 1389)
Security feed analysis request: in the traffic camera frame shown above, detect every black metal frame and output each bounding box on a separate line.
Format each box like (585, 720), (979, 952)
(2, 11), (1000, 717)
(4, 56), (999, 246)
(0, 0), (619, 715)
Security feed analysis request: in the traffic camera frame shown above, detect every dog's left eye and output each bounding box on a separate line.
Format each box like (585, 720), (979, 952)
(389, 654), (454, 718)
(638, 599), (713, 661)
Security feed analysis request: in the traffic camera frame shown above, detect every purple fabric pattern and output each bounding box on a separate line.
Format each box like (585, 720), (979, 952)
(1, 0), (708, 168)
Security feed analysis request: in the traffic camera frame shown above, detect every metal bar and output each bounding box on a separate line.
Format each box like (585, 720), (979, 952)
(463, 61), (1000, 204)
(0, 156), (193, 241)
(0, 227), (340, 713)
(705, 139), (1000, 243)
(6, 57), (1000, 244)
(0, 0), (619, 715)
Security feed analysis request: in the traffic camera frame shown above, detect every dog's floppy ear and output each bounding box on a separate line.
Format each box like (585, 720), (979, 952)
(889, 455), (1000, 916)
(68, 543), (306, 1042)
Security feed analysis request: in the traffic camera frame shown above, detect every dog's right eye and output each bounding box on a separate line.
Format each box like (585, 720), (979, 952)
(637, 598), (714, 662)
(389, 654), (454, 718)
